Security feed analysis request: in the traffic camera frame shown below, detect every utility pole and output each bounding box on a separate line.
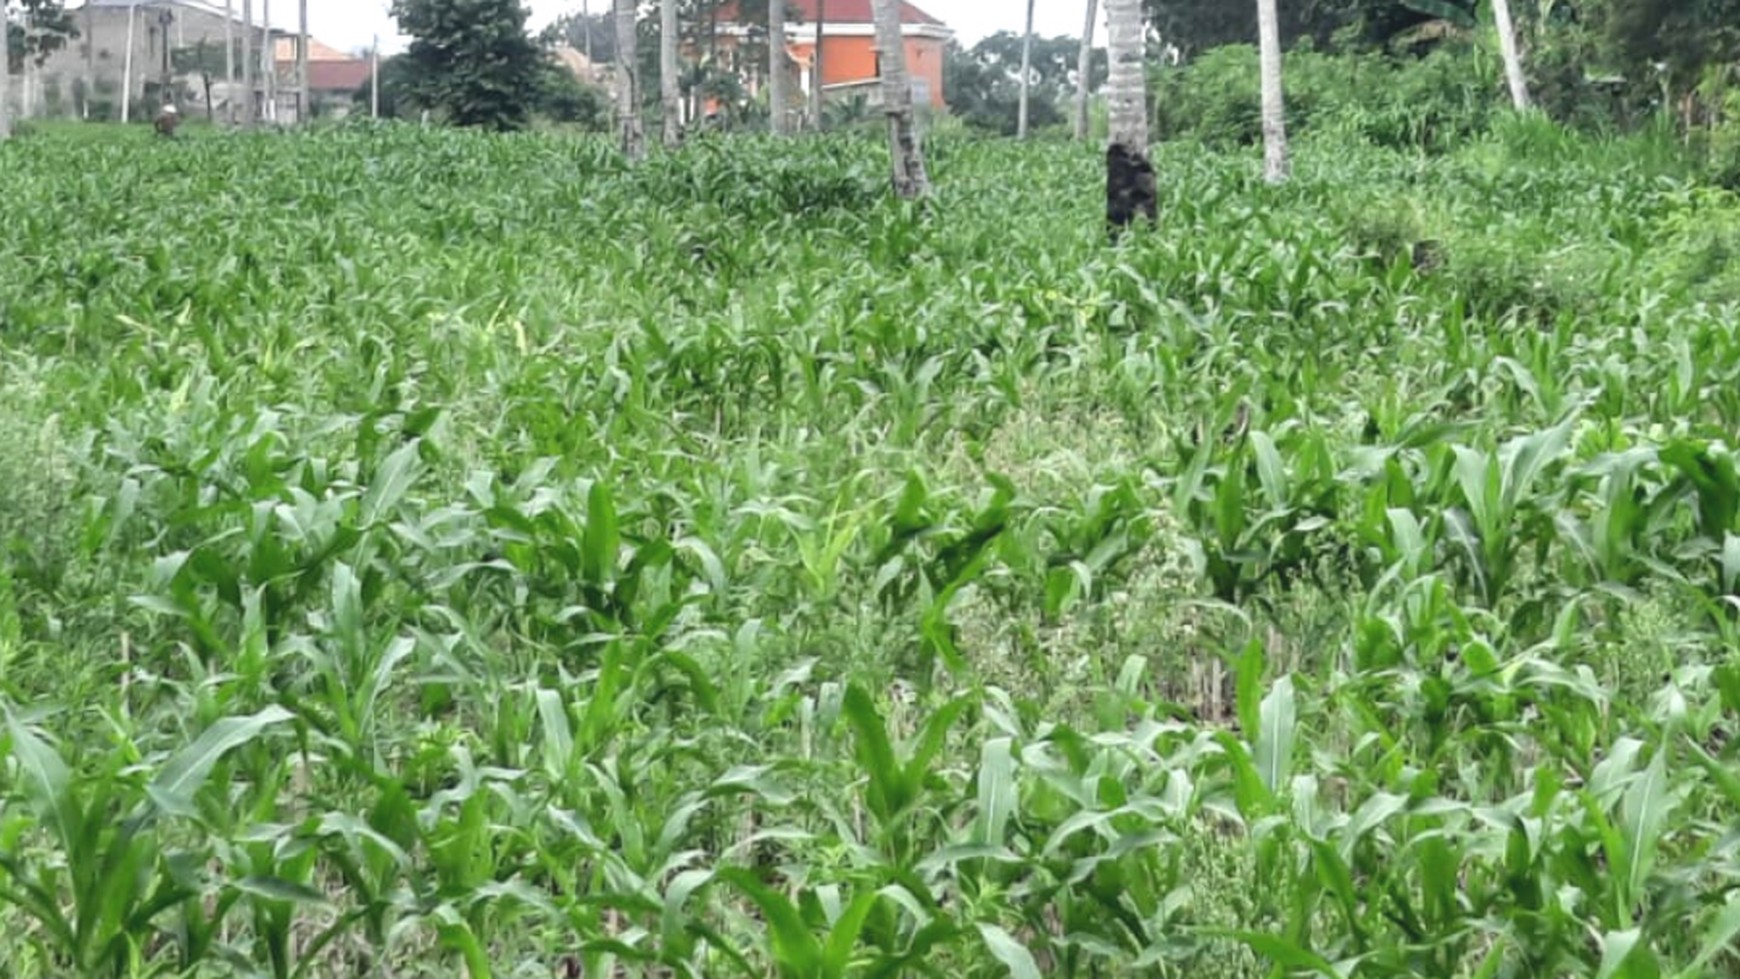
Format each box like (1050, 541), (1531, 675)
(260, 0), (273, 122)
(370, 35), (379, 118)
(224, 0), (236, 123)
(158, 8), (174, 99)
(297, 0), (308, 122)
(241, 0), (254, 126)
(1074, 0), (1097, 140)
(810, 0), (825, 131)
(121, 1), (137, 123)
(21, 22), (35, 119)
(1017, 0), (1035, 138)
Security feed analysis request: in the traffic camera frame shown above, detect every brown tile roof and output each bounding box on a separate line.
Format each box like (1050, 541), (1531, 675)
(305, 59), (373, 92)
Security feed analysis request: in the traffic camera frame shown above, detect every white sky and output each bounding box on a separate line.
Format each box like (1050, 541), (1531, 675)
(289, 0), (1093, 58)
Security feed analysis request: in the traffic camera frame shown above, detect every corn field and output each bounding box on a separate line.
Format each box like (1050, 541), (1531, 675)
(2, 120), (1740, 977)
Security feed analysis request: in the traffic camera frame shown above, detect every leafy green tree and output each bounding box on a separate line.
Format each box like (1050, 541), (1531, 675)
(355, 53), (418, 118)
(390, 0), (546, 130)
(535, 55), (608, 128)
(359, 49), (603, 128)
(946, 33), (1104, 136)
(5, 0), (79, 72)
(1141, 0), (1476, 57)
(1593, 0), (1740, 101)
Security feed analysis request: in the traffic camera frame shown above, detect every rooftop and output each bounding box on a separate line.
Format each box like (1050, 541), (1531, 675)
(714, 0), (945, 27)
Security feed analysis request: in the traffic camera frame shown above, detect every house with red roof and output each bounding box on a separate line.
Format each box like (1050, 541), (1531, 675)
(273, 35), (373, 116)
(704, 0), (951, 114)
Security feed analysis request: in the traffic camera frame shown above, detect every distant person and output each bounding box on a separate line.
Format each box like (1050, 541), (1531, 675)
(154, 104), (181, 138)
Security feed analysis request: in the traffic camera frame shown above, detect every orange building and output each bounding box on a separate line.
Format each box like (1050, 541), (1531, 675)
(707, 0), (952, 111)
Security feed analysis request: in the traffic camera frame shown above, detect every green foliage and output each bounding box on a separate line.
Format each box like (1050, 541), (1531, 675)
(944, 34), (1103, 137)
(4, 0), (78, 72)
(1593, 0), (1740, 95)
(389, 0), (547, 130)
(1153, 42), (1500, 153)
(3, 122), (1740, 977)
(1142, 0), (1476, 56)
(534, 56), (610, 129)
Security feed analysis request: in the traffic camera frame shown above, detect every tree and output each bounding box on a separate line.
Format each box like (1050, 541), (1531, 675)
(355, 53), (418, 117)
(1492, 0), (1530, 109)
(1140, 0), (1475, 58)
(359, 49), (605, 126)
(1017, 0), (1036, 138)
(768, 0), (788, 133)
(946, 32), (1102, 135)
(1257, 0), (1287, 181)
(1594, 0), (1740, 122)
(614, 0), (643, 158)
(871, 0), (928, 198)
(1075, 0), (1099, 139)
(535, 56), (610, 127)
(6, 0), (80, 129)
(1106, 0), (1156, 231)
(392, 0), (546, 130)
(6, 0), (79, 71)
(661, 0), (680, 144)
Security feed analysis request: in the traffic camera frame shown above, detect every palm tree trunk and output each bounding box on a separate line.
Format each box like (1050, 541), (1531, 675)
(661, 0), (681, 146)
(1074, 0), (1098, 141)
(615, 0), (643, 159)
(768, 0), (788, 134)
(1017, 0), (1036, 139)
(870, 0), (929, 198)
(1104, 0), (1154, 231)
(1257, 0), (1288, 182)
(1104, 0), (1146, 150)
(1492, 0), (1530, 110)
(810, 0), (825, 130)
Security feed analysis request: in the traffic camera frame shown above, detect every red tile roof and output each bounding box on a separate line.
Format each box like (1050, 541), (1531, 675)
(715, 0), (944, 26)
(306, 60), (374, 92)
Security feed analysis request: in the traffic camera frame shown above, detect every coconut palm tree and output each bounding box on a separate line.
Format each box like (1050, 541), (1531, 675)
(1258, 0), (1289, 182)
(1492, 0), (1531, 109)
(615, 0), (643, 159)
(661, 0), (680, 146)
(1074, 0), (1098, 141)
(1017, 0), (1036, 139)
(769, 0), (789, 134)
(1104, 0), (1153, 229)
(871, 0), (929, 198)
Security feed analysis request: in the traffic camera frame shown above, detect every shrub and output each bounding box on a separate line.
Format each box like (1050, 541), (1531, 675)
(1153, 42), (1502, 154)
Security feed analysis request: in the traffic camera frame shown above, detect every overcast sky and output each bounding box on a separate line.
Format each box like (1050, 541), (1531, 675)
(289, 0), (1093, 58)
